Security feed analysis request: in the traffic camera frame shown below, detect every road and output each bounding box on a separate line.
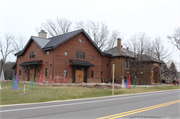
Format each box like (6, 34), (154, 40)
(1, 89), (180, 119)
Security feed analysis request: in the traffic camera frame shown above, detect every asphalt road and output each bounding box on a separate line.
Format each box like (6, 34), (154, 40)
(1, 89), (180, 119)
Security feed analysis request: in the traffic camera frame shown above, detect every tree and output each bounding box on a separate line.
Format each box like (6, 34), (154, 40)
(169, 62), (177, 81)
(105, 30), (121, 50)
(161, 63), (170, 83)
(75, 20), (109, 50)
(39, 18), (72, 37)
(12, 34), (27, 53)
(167, 27), (180, 51)
(126, 32), (151, 84)
(150, 37), (171, 61)
(75, 20), (120, 50)
(0, 34), (14, 70)
(4, 62), (14, 80)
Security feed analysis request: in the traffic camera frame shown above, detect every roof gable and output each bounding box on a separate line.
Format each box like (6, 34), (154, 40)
(15, 36), (49, 56)
(15, 29), (104, 56)
(42, 29), (104, 56)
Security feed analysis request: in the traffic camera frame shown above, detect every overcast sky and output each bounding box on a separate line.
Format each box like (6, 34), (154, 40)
(1, 0), (180, 71)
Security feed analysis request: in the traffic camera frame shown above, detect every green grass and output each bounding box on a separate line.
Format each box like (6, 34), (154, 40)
(0, 83), (179, 105)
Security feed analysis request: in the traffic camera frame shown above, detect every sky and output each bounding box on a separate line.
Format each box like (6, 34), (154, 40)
(0, 0), (180, 71)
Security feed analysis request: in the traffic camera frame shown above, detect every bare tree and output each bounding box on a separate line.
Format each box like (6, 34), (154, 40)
(12, 34), (27, 53)
(105, 30), (120, 50)
(126, 32), (151, 84)
(150, 37), (171, 61)
(0, 34), (15, 70)
(127, 32), (150, 57)
(38, 18), (72, 37)
(167, 27), (180, 51)
(75, 20), (109, 50)
(75, 20), (121, 50)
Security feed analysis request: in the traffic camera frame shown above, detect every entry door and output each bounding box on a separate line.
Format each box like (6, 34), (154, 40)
(75, 70), (84, 83)
(29, 69), (35, 81)
(154, 71), (158, 83)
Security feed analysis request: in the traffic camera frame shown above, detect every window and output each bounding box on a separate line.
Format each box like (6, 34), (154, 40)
(106, 64), (108, 67)
(101, 71), (103, 75)
(30, 51), (36, 59)
(75, 51), (79, 58)
(125, 60), (130, 69)
(20, 56), (22, 59)
(79, 52), (82, 59)
(91, 56), (94, 59)
(82, 52), (85, 59)
(75, 51), (85, 59)
(45, 68), (48, 76)
(91, 71), (94, 78)
(19, 70), (21, 76)
(64, 69), (67, 77)
(47, 51), (49, 55)
(79, 39), (82, 43)
(65, 52), (68, 56)
(38, 69), (40, 72)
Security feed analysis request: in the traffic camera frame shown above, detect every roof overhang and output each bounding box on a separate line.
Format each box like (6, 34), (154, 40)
(19, 60), (42, 66)
(70, 60), (95, 67)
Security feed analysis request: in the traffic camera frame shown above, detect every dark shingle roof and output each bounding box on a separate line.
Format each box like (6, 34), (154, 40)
(104, 47), (135, 58)
(15, 29), (104, 56)
(104, 47), (163, 63)
(70, 60), (95, 67)
(141, 54), (163, 63)
(32, 36), (49, 48)
(43, 29), (83, 49)
(12, 62), (17, 69)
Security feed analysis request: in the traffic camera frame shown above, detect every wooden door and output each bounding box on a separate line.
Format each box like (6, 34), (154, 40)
(29, 69), (35, 81)
(75, 70), (84, 83)
(154, 71), (158, 83)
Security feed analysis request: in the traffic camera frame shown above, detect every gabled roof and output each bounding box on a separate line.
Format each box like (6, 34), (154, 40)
(103, 47), (135, 58)
(104, 47), (163, 63)
(15, 36), (49, 56)
(15, 29), (104, 56)
(141, 54), (163, 63)
(12, 61), (17, 69)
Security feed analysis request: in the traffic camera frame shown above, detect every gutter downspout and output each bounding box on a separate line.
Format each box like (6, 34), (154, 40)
(52, 47), (54, 80)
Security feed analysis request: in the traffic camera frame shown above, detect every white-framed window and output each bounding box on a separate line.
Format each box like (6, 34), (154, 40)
(64, 69), (67, 77)
(47, 51), (49, 55)
(125, 60), (130, 69)
(65, 51), (68, 56)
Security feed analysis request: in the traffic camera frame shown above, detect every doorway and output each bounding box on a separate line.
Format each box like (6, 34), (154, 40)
(29, 69), (35, 81)
(75, 70), (84, 83)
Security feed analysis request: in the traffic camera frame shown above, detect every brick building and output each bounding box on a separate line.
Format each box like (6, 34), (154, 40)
(13, 29), (162, 85)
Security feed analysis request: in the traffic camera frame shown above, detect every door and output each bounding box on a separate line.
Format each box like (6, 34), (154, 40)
(154, 71), (158, 83)
(75, 70), (84, 83)
(29, 69), (35, 81)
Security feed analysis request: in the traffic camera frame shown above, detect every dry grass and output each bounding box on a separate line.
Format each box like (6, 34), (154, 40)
(0, 83), (179, 105)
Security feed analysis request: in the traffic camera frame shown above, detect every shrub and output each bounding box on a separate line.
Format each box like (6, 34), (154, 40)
(172, 80), (176, 84)
(161, 79), (166, 83)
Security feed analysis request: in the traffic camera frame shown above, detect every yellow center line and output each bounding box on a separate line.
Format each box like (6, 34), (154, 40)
(97, 99), (180, 119)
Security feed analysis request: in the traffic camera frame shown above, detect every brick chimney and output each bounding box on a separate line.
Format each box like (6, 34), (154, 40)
(117, 38), (121, 53)
(38, 30), (47, 38)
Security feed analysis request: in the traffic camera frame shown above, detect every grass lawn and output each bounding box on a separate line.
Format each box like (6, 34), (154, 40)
(0, 83), (179, 105)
